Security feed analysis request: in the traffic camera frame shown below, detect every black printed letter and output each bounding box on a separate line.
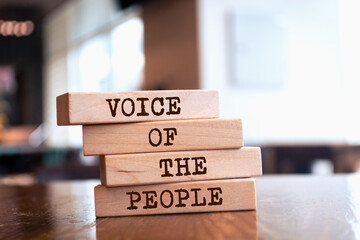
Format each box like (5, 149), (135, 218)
(149, 128), (162, 147)
(163, 128), (177, 146)
(159, 158), (174, 177)
(192, 157), (207, 175)
(143, 191), (158, 209)
(151, 97), (164, 116)
(175, 189), (189, 207)
(126, 191), (141, 210)
(121, 98), (135, 117)
(208, 187), (223, 206)
(106, 98), (120, 117)
(136, 98), (150, 116)
(166, 97), (181, 115)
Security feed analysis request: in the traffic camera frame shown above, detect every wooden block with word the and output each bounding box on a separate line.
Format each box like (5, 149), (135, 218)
(56, 90), (219, 125)
(95, 178), (256, 217)
(100, 147), (262, 187)
(83, 118), (243, 156)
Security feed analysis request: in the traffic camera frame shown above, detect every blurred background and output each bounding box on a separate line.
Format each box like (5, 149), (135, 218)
(0, 0), (359, 184)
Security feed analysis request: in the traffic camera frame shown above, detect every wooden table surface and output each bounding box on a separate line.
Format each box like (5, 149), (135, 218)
(1, 175), (359, 239)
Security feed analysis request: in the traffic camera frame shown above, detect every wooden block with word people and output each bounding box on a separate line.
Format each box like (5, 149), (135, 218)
(83, 118), (243, 155)
(57, 90), (219, 125)
(95, 178), (256, 217)
(100, 147), (262, 187)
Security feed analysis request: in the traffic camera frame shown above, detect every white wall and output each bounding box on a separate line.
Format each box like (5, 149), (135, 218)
(198, 0), (360, 145)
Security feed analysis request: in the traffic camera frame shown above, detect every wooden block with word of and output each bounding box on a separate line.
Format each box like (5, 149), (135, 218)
(56, 90), (219, 125)
(83, 118), (243, 156)
(100, 147), (262, 187)
(95, 178), (256, 217)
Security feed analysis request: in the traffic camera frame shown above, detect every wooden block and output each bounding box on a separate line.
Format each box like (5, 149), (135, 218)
(56, 90), (219, 125)
(83, 118), (243, 156)
(100, 147), (262, 187)
(95, 178), (256, 217)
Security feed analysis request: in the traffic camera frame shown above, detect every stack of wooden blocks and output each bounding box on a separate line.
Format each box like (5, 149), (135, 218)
(56, 90), (262, 217)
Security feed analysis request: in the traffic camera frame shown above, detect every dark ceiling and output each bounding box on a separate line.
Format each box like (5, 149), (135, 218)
(0, 0), (70, 18)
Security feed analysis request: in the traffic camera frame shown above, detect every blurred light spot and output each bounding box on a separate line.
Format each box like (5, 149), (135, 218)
(23, 21), (34, 36)
(311, 159), (334, 175)
(0, 20), (34, 37)
(13, 22), (21, 36)
(1, 22), (8, 36)
(5, 21), (15, 35)
(20, 22), (28, 36)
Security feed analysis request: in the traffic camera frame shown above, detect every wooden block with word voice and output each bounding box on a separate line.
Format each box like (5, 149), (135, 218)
(95, 178), (256, 217)
(56, 90), (219, 125)
(83, 118), (243, 156)
(100, 147), (262, 187)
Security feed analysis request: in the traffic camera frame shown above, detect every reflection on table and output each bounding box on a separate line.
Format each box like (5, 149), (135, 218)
(1, 175), (360, 239)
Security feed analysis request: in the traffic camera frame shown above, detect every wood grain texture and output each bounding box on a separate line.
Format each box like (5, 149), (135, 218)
(56, 90), (219, 125)
(95, 178), (256, 217)
(2, 176), (360, 239)
(100, 147), (262, 187)
(83, 118), (243, 156)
